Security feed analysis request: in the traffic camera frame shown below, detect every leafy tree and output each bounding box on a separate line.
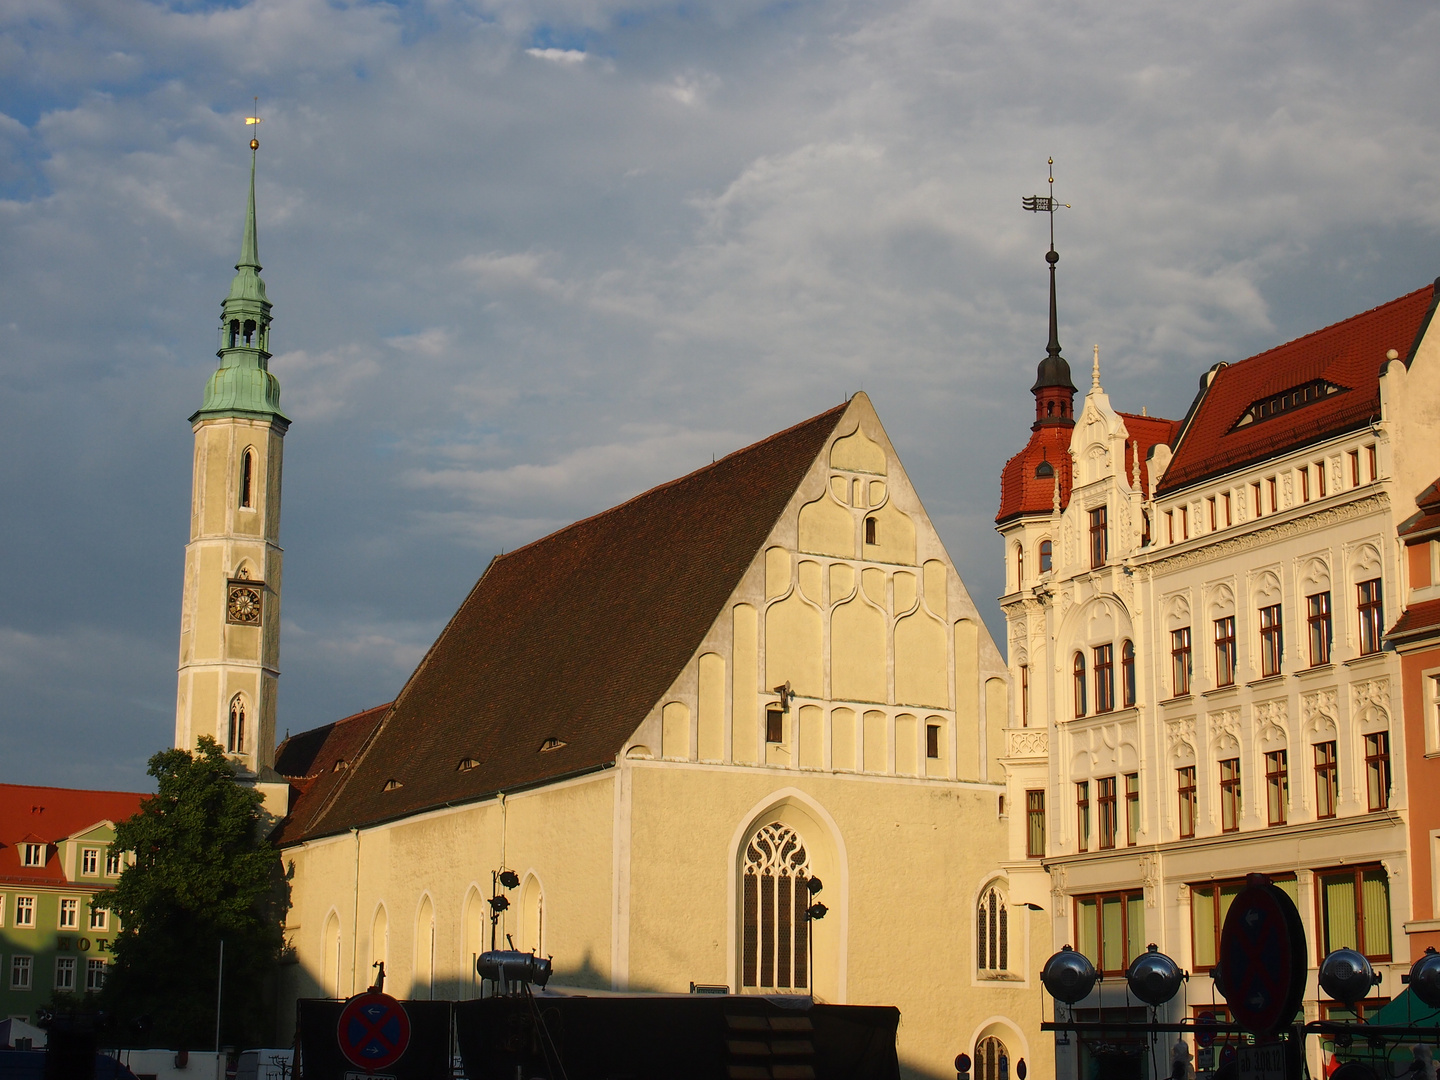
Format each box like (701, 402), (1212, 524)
(96, 737), (288, 1049)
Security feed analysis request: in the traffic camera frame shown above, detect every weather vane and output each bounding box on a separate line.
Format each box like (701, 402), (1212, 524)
(1022, 157), (1070, 252)
(245, 96), (262, 151)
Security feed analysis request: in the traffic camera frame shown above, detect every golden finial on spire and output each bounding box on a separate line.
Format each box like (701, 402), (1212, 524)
(245, 96), (262, 151)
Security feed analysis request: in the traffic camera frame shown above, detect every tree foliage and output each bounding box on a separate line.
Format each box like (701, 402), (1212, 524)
(96, 737), (288, 1048)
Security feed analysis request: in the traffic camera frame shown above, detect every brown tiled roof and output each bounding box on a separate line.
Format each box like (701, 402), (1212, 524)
(283, 403), (850, 843)
(0, 784), (146, 888)
(1398, 478), (1440, 541)
(272, 704), (389, 845)
(1156, 285), (1435, 495)
(1388, 598), (1440, 646)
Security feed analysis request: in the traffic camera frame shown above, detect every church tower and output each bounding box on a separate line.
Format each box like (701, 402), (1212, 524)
(174, 130), (289, 776)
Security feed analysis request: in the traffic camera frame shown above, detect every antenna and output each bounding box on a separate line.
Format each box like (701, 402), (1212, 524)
(245, 96), (262, 151)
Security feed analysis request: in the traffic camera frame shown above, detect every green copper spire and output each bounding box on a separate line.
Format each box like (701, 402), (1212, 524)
(192, 135), (288, 428)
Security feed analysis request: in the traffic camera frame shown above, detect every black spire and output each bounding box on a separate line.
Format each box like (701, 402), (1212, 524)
(1024, 160), (1076, 393)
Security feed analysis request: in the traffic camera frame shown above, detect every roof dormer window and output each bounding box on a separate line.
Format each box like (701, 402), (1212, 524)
(1231, 379), (1346, 431)
(22, 843), (44, 867)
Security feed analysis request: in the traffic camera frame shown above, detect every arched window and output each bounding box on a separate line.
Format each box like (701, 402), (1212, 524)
(1014, 544), (1024, 589)
(1039, 540), (1053, 574)
(239, 449), (254, 509)
(227, 695), (246, 754)
(227, 320), (240, 348)
(976, 886), (1008, 972)
(741, 822), (812, 991)
(1073, 653), (1087, 717)
(521, 875), (544, 956)
(976, 1036), (1009, 1080)
(242, 319), (256, 346)
(415, 895), (435, 999)
(1121, 639), (1136, 707)
(322, 910), (342, 998)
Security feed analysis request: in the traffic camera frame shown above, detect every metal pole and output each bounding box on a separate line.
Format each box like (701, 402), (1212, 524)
(214, 939), (225, 1053)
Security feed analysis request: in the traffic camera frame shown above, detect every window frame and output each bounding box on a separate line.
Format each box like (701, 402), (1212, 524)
(81, 848), (99, 877)
(1177, 766), (1197, 839)
(1214, 616), (1236, 687)
(14, 895), (36, 928)
(1073, 888), (1146, 976)
(10, 955), (32, 991)
(85, 958), (107, 993)
(1026, 790), (1046, 858)
(1219, 757), (1241, 833)
(1315, 462), (1327, 498)
(1307, 591), (1332, 667)
(58, 897), (79, 930)
(1171, 627), (1192, 697)
(1350, 449), (1361, 486)
(89, 905), (108, 931)
(925, 723), (940, 760)
(1222, 491), (1232, 526)
(1259, 603), (1283, 678)
(1264, 749), (1289, 826)
(1125, 773), (1139, 846)
(765, 707), (784, 745)
(1089, 506), (1109, 568)
(1189, 875), (1298, 972)
(1076, 781), (1091, 853)
(1039, 540), (1053, 574)
(54, 956), (76, 992)
(1357, 578), (1384, 656)
(1019, 663), (1030, 726)
(1316, 864), (1391, 962)
(21, 843), (44, 868)
(1315, 740), (1339, 819)
(1097, 776), (1118, 850)
(1364, 731), (1391, 812)
(105, 849), (123, 877)
(1094, 643), (1115, 714)
(1073, 652), (1087, 717)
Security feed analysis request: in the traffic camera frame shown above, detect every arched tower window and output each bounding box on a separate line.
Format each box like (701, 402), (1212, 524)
(1073, 652), (1087, 717)
(239, 448), (254, 509)
(227, 320), (240, 348)
(741, 822), (812, 991)
(242, 319), (256, 346)
(976, 1036), (1009, 1080)
(977, 885), (1009, 972)
(1039, 539), (1053, 574)
(227, 695), (246, 754)
(1014, 544), (1024, 589)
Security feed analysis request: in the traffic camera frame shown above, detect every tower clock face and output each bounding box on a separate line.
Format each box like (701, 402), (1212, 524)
(226, 582), (263, 625)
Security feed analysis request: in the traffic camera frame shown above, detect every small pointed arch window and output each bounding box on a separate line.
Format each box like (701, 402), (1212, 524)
(239, 448), (255, 509)
(976, 884), (1009, 973)
(227, 694), (246, 754)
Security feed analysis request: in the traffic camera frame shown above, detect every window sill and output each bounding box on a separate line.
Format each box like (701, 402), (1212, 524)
(1202, 684), (1239, 699)
(1345, 653), (1389, 669)
(1295, 663), (1335, 680)
(1246, 674), (1285, 689)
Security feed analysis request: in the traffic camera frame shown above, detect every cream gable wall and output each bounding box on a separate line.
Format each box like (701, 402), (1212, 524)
(280, 394), (1041, 1079)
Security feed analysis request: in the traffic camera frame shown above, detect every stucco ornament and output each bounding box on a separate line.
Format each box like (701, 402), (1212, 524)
(1254, 699), (1289, 745)
(1166, 718), (1196, 761)
(1302, 689), (1340, 738)
(1352, 679), (1391, 726)
(1209, 709), (1241, 752)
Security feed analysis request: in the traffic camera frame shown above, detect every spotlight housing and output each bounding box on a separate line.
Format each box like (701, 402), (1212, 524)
(1040, 945), (1097, 1005)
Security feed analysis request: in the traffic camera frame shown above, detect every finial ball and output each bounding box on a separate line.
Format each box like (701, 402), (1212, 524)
(250, 138), (259, 150)
(1046, 250), (1059, 265)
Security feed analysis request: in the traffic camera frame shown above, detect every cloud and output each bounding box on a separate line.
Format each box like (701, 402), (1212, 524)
(526, 47), (587, 63)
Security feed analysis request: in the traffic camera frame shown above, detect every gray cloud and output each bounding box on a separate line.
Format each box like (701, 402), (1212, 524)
(3, 0), (1439, 789)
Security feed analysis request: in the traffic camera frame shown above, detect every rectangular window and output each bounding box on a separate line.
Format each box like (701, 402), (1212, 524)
(86, 959), (107, 992)
(1219, 758), (1241, 832)
(1252, 481), (1263, 516)
(1171, 627), (1192, 696)
(1191, 877), (1298, 971)
(1181, 509), (1190, 541)
(1121, 641), (1136, 708)
(1125, 773), (1139, 846)
(58, 898), (78, 930)
(1268, 477), (1278, 513)
(1298, 467), (1309, 503)
(1316, 463), (1327, 498)
(81, 849), (98, 876)
(1089, 507), (1108, 568)
(1365, 732), (1391, 812)
(15, 896), (35, 928)
(1367, 444), (1377, 481)
(1074, 890), (1145, 975)
(1357, 578), (1383, 656)
(1315, 741), (1339, 819)
(1074, 653), (1087, 717)
(1260, 604), (1283, 677)
(54, 957), (76, 992)
(1318, 866), (1391, 960)
(1167, 510), (1175, 544)
(1177, 766), (1197, 839)
(925, 723), (940, 759)
(1097, 776), (1118, 849)
(105, 850), (122, 877)
(1265, 749), (1289, 826)
(10, 955), (32, 991)
(1094, 643), (1115, 714)
(89, 906), (108, 931)
(1350, 449), (1361, 486)
(1307, 592), (1332, 666)
(1214, 616), (1236, 687)
(1223, 491), (1232, 526)
(1026, 790), (1046, 858)
(864, 515), (877, 545)
(765, 707), (783, 744)
(1019, 664), (1029, 726)
(0, 893), (5, 927)
(1076, 782), (1091, 852)
(1208, 497), (1217, 531)
(21, 844), (43, 868)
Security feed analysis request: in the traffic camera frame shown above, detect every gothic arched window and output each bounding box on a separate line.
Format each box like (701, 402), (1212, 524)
(239, 448), (254, 509)
(1073, 652), (1087, 717)
(1121, 639), (1137, 707)
(976, 1036), (1009, 1080)
(742, 822), (812, 991)
(977, 886), (1008, 972)
(227, 695), (246, 754)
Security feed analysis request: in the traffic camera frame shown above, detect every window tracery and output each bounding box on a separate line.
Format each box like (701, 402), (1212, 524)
(741, 822), (812, 991)
(976, 885), (1009, 973)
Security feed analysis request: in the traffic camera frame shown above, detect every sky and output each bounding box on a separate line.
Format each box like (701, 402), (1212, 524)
(4, 0), (1440, 793)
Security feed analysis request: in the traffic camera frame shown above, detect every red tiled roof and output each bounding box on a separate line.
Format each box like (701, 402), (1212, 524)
(1157, 285), (1435, 495)
(0, 784), (146, 887)
(272, 704), (389, 845)
(996, 424), (1072, 525)
(1388, 597), (1440, 646)
(1399, 478), (1440, 540)
(1118, 413), (1184, 498)
(283, 403), (850, 843)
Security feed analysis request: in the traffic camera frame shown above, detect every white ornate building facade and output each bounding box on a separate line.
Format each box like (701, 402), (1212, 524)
(996, 280), (1440, 1077)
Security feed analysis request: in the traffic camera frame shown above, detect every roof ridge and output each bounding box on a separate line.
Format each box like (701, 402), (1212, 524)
(0, 783), (148, 797)
(1222, 284), (1433, 377)
(492, 402), (851, 566)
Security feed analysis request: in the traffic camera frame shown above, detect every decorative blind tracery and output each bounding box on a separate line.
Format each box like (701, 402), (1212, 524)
(977, 887), (1008, 972)
(742, 822), (812, 990)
